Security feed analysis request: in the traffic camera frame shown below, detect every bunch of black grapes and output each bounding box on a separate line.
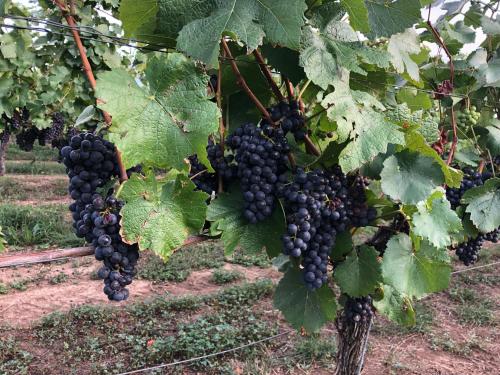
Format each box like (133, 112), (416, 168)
(227, 122), (290, 223)
(188, 154), (217, 194)
(346, 175), (377, 227)
(188, 139), (238, 194)
(446, 168), (493, 209)
(279, 167), (376, 289)
(454, 227), (499, 266)
(367, 213), (410, 256)
(262, 100), (307, 141)
(63, 133), (138, 301)
(342, 296), (374, 323)
(16, 127), (40, 151)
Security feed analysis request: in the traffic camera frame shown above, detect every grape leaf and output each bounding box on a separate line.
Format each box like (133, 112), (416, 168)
(381, 234), (451, 298)
(96, 54), (219, 170)
(274, 266), (337, 332)
(260, 45), (305, 85)
(462, 178), (500, 233)
(321, 77), (405, 171)
(366, 0), (421, 39)
(334, 246), (382, 297)
(381, 150), (445, 204)
(118, 173), (209, 260)
(338, 110), (405, 172)
(373, 284), (415, 326)
(300, 20), (391, 90)
(388, 29), (421, 82)
(176, 0), (307, 68)
(405, 131), (463, 188)
(412, 191), (463, 248)
(119, 0), (159, 39)
(340, 0), (369, 33)
(206, 186), (285, 257)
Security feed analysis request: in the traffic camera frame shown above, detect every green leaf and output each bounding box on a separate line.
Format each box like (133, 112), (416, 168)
(331, 230), (353, 261)
(96, 54), (219, 170)
(366, 0), (421, 39)
(119, 0), (159, 39)
(463, 178), (500, 233)
(155, 0), (215, 45)
(177, 0), (307, 67)
(274, 266), (337, 332)
(412, 191), (463, 248)
(396, 87), (431, 110)
(75, 105), (96, 127)
(260, 45), (305, 84)
(381, 234), (451, 298)
(373, 284), (415, 326)
(338, 110), (405, 172)
(300, 21), (391, 90)
(405, 131), (463, 188)
(480, 125), (500, 155)
(381, 150), (445, 204)
(334, 246), (382, 297)
(340, 0), (369, 33)
(481, 15), (500, 35)
(118, 173), (208, 260)
(206, 187), (285, 257)
(388, 29), (421, 82)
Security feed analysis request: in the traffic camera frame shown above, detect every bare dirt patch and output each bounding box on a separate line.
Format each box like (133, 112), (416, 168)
(0, 256), (281, 328)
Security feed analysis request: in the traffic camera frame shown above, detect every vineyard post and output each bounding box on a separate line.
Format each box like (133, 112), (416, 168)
(0, 132), (10, 176)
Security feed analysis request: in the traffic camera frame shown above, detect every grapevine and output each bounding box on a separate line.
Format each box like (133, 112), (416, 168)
(1, 1), (499, 374)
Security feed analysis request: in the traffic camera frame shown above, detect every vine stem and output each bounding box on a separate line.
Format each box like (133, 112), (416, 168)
(220, 39), (274, 123)
(427, 5), (457, 165)
(284, 76), (294, 102)
(53, 0), (128, 182)
(252, 49), (285, 101)
(217, 45), (225, 193)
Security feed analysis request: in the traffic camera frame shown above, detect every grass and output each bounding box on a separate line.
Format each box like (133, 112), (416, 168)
(139, 242), (271, 283)
(430, 333), (482, 356)
(16, 280), (278, 374)
(5, 160), (66, 175)
(448, 287), (496, 326)
(0, 203), (84, 248)
(211, 268), (244, 285)
(0, 337), (33, 375)
(373, 302), (435, 336)
(0, 176), (68, 201)
(6, 143), (58, 161)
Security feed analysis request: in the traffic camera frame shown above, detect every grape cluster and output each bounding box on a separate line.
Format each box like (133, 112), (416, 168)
(63, 133), (139, 301)
(342, 296), (374, 323)
(188, 154), (217, 194)
(347, 176), (377, 227)
(16, 127), (40, 151)
(207, 140), (237, 181)
(227, 122), (290, 223)
(367, 214), (409, 256)
(455, 227), (499, 266)
(0, 129), (10, 145)
(262, 100), (307, 141)
(457, 106), (480, 127)
(446, 168), (492, 209)
(279, 167), (375, 289)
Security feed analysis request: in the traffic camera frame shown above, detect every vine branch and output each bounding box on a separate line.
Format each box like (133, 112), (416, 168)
(53, 0), (128, 182)
(217, 46), (225, 193)
(221, 39), (274, 124)
(427, 5), (457, 165)
(252, 49), (285, 101)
